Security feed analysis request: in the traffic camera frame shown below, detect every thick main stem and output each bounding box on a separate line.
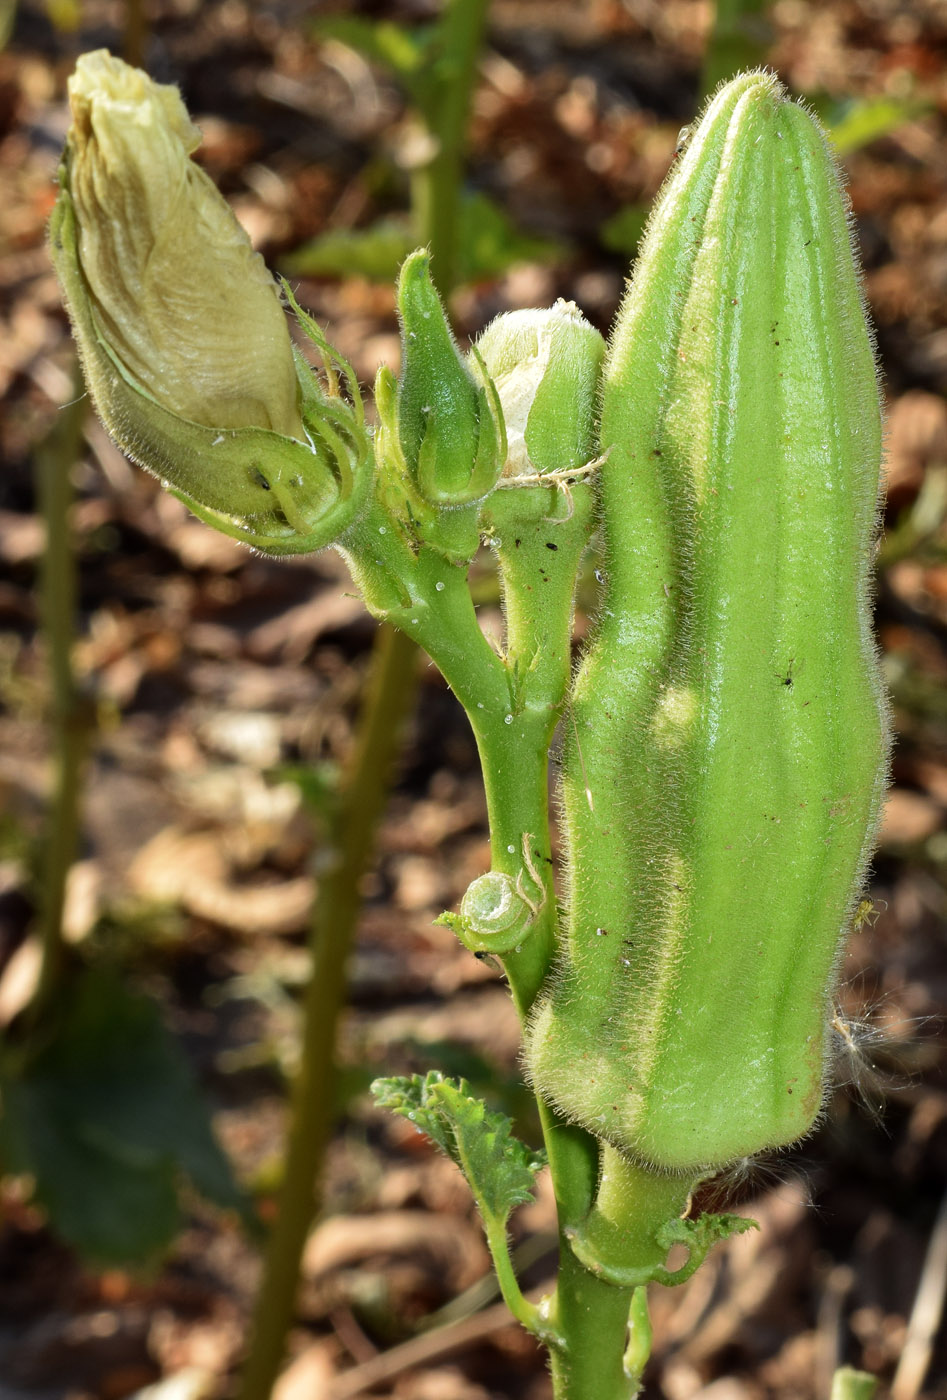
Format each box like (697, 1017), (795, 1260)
(236, 625), (417, 1400)
(547, 1248), (638, 1400)
(472, 709), (643, 1399)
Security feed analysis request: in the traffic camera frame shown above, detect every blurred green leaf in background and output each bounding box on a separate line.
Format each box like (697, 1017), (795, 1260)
(0, 967), (248, 1267)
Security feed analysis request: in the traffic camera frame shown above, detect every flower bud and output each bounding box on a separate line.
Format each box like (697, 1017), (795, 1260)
(51, 50), (371, 554)
(471, 301), (605, 477)
(394, 250), (505, 506)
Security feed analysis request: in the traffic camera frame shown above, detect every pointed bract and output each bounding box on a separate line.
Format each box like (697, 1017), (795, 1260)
(395, 250), (505, 505)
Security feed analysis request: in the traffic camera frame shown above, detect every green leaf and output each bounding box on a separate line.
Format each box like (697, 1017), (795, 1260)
(828, 94), (934, 156)
(282, 219), (416, 282)
(0, 1072), (181, 1264)
(314, 17), (438, 110)
(284, 195), (564, 287)
(458, 192), (565, 282)
(599, 204), (649, 257)
(372, 1071), (545, 1228)
(0, 967), (248, 1266)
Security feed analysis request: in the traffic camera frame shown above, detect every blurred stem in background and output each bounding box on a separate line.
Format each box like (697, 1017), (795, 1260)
(409, 0), (491, 296)
(236, 626), (417, 1400)
(700, 0), (771, 97)
(236, 4), (491, 1397)
(123, 0), (147, 69)
(19, 0), (148, 1035)
(31, 373), (91, 1024)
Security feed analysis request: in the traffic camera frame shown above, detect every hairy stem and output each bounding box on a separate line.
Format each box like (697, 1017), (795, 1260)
(484, 1219), (547, 1339)
(546, 1246), (639, 1400)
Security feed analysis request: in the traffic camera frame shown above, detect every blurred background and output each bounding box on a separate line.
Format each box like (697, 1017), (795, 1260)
(0, 2), (946, 1399)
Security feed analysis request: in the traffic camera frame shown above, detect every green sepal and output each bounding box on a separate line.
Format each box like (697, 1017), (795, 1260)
(569, 1208), (757, 1290)
(373, 363), (409, 489)
(395, 249), (505, 507)
(372, 1071), (545, 1229)
(653, 1212), (758, 1285)
(372, 360), (440, 537)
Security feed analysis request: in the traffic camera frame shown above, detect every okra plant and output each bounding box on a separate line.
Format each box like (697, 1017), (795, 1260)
(52, 51), (889, 1399)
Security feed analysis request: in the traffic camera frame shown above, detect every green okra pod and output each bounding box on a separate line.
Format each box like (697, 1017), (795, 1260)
(525, 72), (890, 1172)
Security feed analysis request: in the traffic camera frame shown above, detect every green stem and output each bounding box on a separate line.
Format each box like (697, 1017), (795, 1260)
(623, 1286), (653, 1393)
(32, 378), (90, 1022)
(546, 1245), (639, 1400)
(484, 1219), (547, 1339)
(411, 0), (491, 293)
(395, 537), (697, 1394)
(347, 517), (609, 1240)
(348, 424), (679, 1399)
(409, 570), (636, 1390)
(568, 1147), (696, 1286)
(236, 624), (417, 1400)
(545, 1156), (693, 1400)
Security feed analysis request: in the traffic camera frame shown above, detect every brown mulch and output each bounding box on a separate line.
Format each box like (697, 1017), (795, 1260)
(1, 2), (947, 1398)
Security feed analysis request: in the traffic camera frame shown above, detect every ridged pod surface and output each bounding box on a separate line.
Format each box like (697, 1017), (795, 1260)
(524, 73), (889, 1171)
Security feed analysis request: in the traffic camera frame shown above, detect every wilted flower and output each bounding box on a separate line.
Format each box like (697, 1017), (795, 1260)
(64, 49), (303, 439)
(50, 50), (372, 554)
